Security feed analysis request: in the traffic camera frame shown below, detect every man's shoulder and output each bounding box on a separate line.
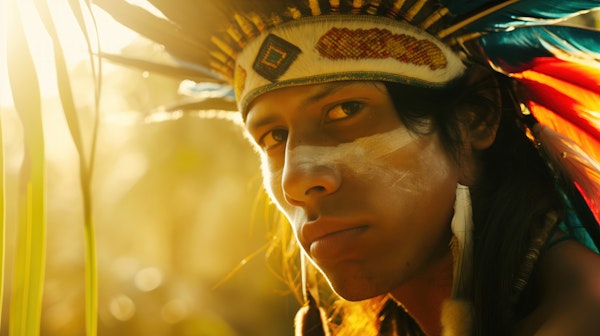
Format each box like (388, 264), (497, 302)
(516, 239), (600, 335)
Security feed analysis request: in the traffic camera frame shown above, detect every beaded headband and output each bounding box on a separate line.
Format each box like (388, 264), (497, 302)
(231, 15), (465, 114)
(206, 0), (468, 115)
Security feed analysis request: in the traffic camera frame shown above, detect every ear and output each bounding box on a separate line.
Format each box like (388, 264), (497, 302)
(468, 117), (499, 151)
(460, 65), (502, 152)
(456, 66), (502, 185)
(458, 119), (499, 185)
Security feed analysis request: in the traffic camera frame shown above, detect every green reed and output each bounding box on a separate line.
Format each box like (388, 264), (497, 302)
(6, 0), (100, 334)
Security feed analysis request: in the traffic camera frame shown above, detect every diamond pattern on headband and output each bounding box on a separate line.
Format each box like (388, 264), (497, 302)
(316, 27), (447, 70)
(253, 34), (302, 82)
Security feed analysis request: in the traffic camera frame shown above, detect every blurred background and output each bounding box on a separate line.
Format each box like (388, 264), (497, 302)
(0, 0), (299, 334)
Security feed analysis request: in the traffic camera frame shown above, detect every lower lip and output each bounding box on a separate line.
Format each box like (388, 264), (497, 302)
(309, 226), (369, 261)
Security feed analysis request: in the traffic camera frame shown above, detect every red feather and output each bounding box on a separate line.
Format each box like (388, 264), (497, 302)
(532, 123), (600, 224)
(509, 57), (600, 223)
(511, 58), (600, 145)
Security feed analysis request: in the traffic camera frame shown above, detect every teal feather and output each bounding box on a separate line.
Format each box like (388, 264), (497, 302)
(457, 0), (600, 31)
(479, 25), (600, 72)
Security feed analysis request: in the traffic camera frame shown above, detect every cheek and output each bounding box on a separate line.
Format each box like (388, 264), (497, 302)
(362, 139), (444, 201)
(386, 137), (458, 235)
(366, 135), (458, 243)
(392, 135), (456, 189)
(413, 136), (457, 189)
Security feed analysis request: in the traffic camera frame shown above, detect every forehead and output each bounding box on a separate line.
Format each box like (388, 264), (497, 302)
(245, 81), (387, 122)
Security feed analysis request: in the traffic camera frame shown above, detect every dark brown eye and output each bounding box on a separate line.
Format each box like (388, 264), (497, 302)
(260, 128), (288, 150)
(326, 101), (363, 121)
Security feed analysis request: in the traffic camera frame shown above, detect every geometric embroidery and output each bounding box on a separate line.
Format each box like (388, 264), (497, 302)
(316, 28), (447, 70)
(253, 34), (302, 82)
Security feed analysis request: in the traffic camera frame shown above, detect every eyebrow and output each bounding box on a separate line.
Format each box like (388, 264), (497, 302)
(303, 81), (356, 104)
(246, 81), (359, 131)
(245, 114), (280, 133)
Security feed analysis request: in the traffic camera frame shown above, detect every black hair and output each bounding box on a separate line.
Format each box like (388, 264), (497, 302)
(384, 66), (562, 335)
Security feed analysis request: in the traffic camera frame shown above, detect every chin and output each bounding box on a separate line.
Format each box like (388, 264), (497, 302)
(326, 275), (388, 302)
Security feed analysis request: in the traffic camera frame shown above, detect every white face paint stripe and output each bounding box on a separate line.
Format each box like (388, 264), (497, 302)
(286, 127), (418, 169)
(260, 127), (419, 208)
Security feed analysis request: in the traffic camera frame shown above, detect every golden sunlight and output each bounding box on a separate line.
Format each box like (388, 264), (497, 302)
(0, 0), (138, 108)
(1, 1), (297, 335)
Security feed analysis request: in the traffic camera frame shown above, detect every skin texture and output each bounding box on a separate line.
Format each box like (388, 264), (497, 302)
(515, 239), (600, 335)
(245, 81), (476, 334)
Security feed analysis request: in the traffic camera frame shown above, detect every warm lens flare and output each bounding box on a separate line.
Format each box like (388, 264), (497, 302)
(0, 0), (139, 108)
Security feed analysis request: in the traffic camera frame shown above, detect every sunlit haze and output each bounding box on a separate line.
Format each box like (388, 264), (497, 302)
(0, 0), (139, 107)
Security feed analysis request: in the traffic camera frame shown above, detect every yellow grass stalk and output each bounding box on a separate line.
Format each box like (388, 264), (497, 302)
(32, 0), (100, 334)
(0, 85), (5, 331)
(6, 0), (46, 334)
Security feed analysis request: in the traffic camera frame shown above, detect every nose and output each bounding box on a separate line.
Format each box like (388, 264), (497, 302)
(282, 144), (342, 206)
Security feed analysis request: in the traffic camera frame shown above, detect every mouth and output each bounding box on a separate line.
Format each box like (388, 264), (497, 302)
(301, 218), (369, 261)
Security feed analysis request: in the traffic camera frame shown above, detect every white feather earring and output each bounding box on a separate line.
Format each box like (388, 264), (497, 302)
(442, 184), (474, 336)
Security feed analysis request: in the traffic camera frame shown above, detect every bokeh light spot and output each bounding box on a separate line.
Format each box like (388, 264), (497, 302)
(109, 294), (136, 321)
(134, 267), (163, 292)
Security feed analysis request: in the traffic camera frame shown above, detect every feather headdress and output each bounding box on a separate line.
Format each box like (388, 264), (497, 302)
(92, 0), (600, 333)
(94, 0), (600, 260)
